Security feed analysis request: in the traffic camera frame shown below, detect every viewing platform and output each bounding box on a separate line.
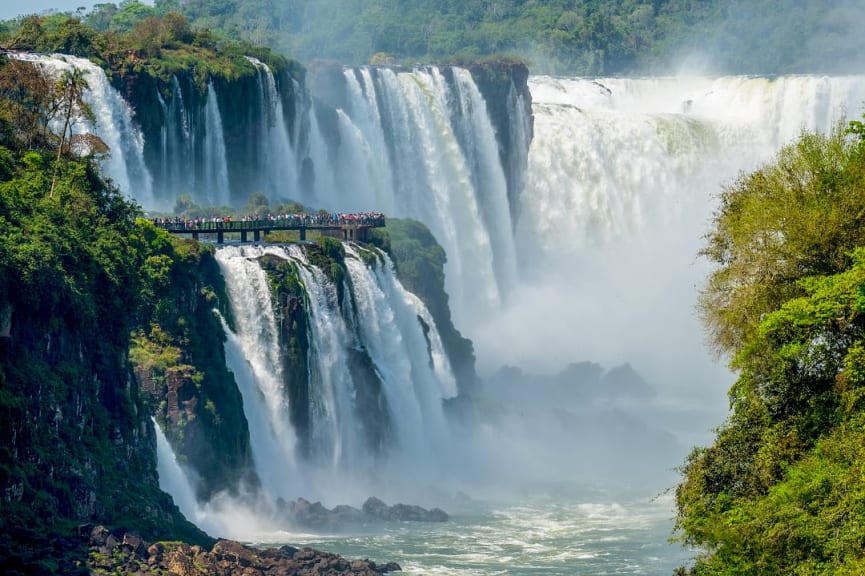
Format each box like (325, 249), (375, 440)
(153, 214), (385, 244)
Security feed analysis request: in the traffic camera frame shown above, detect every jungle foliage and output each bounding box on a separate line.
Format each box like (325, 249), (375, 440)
(675, 120), (865, 574)
(0, 5), (296, 92)
(51, 0), (864, 75)
(0, 53), (212, 556)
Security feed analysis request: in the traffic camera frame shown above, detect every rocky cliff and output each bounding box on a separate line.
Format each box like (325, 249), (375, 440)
(130, 226), (257, 500)
(0, 150), (211, 573)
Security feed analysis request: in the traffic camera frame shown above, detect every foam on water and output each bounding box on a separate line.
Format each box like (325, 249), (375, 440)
(268, 497), (687, 575)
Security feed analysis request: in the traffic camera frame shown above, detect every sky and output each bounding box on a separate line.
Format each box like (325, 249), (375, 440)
(0, 0), (152, 22)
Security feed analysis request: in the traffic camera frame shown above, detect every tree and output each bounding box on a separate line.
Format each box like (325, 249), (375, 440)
(110, 0), (158, 33)
(86, 3), (119, 32)
(0, 59), (55, 150)
(49, 68), (94, 195)
(173, 192), (198, 215)
(699, 122), (865, 356)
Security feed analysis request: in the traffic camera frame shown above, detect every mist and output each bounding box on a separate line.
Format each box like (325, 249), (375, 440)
(664, 0), (865, 75)
(467, 74), (865, 484)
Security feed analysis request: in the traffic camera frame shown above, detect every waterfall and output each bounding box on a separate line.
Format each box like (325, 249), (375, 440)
(343, 245), (451, 464)
(447, 68), (518, 294)
(209, 241), (457, 501)
(158, 75), (192, 206)
(156, 76), (232, 208)
(308, 66), (514, 331)
(284, 245), (359, 470)
(156, 89), (170, 202)
(518, 75), (865, 258)
(246, 57), (298, 201)
(339, 69), (395, 212)
(476, 74), (865, 406)
(10, 52), (154, 207)
(203, 81), (231, 206)
(505, 81), (532, 225)
(214, 245), (299, 500)
(153, 418), (201, 522)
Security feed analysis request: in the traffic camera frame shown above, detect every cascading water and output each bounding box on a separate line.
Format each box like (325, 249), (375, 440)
(10, 52), (154, 207)
(154, 418), (200, 522)
(446, 68), (518, 294)
(156, 89), (170, 201)
(153, 77), (232, 208)
(209, 241), (458, 502)
(283, 244), (358, 470)
(342, 245), (451, 465)
(158, 75), (193, 206)
(307, 66), (514, 330)
(504, 81), (532, 225)
(246, 57), (298, 201)
(203, 81), (231, 206)
(214, 245), (299, 500)
(518, 75), (865, 256)
(476, 74), (865, 414)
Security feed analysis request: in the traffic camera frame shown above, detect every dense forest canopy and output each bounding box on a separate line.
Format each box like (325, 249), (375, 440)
(0, 7), (297, 91)
(20, 0), (852, 75)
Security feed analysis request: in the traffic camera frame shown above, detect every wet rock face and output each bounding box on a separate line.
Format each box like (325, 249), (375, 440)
(83, 524), (401, 576)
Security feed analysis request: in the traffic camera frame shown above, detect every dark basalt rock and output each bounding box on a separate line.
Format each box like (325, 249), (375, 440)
(277, 496), (449, 531)
(78, 524), (399, 575)
(287, 498), (366, 530)
(362, 497), (449, 523)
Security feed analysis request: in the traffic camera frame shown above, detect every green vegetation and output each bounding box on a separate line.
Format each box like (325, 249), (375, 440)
(0, 7), (297, 93)
(130, 224), (255, 500)
(31, 0), (852, 75)
(674, 120), (865, 574)
(0, 52), (214, 570)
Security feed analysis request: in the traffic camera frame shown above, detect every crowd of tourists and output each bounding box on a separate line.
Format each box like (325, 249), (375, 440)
(153, 212), (386, 230)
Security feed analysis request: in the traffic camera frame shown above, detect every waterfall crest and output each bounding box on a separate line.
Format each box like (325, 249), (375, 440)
(306, 66), (519, 331)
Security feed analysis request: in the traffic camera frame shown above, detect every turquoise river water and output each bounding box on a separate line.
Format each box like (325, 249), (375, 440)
(255, 495), (691, 575)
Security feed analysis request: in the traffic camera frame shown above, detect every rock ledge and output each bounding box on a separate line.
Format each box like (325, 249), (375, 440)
(82, 524), (401, 575)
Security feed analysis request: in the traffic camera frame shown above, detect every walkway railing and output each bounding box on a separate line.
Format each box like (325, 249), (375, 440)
(153, 213), (385, 243)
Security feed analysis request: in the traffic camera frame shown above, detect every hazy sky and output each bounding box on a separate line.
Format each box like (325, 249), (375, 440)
(0, 0), (153, 22)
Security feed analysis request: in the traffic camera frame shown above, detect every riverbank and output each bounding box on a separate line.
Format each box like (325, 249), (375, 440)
(1, 525), (400, 576)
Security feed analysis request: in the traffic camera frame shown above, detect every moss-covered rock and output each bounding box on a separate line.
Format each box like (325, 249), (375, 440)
(131, 227), (256, 500)
(258, 252), (313, 458)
